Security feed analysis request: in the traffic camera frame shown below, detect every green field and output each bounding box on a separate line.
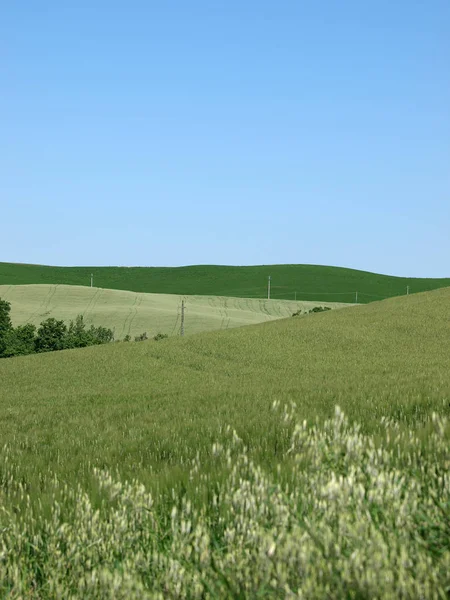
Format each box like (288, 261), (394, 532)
(0, 284), (348, 340)
(0, 288), (449, 597)
(2, 261), (450, 303)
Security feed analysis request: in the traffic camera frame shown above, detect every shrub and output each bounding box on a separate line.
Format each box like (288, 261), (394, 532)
(123, 334), (131, 342)
(309, 305), (331, 313)
(35, 318), (67, 353)
(0, 298), (13, 357)
(134, 332), (148, 342)
(66, 315), (91, 348)
(89, 324), (114, 344)
(3, 324), (36, 357)
(153, 332), (168, 341)
(293, 306), (332, 317)
(0, 302), (114, 358)
(65, 316), (114, 348)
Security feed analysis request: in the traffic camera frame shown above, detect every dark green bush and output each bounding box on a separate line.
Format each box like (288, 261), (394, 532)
(3, 324), (37, 357)
(153, 333), (168, 341)
(0, 299), (13, 357)
(309, 306), (331, 313)
(134, 332), (148, 342)
(35, 318), (68, 353)
(89, 325), (114, 344)
(0, 296), (115, 358)
(292, 306), (332, 317)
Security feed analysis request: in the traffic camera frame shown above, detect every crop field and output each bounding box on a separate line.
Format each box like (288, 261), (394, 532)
(0, 284), (347, 339)
(0, 287), (449, 597)
(2, 261), (450, 303)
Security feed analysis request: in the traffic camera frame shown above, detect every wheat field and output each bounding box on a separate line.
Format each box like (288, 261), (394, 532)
(0, 284), (348, 339)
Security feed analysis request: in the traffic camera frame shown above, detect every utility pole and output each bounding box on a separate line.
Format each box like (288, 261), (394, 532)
(180, 300), (185, 336)
(90, 273), (93, 288)
(407, 285), (409, 295)
(268, 276), (271, 300)
(355, 291), (358, 303)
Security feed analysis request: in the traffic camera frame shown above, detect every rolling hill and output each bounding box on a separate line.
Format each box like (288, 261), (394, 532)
(1, 287), (449, 597)
(0, 286), (448, 488)
(1, 262), (449, 303)
(0, 284), (348, 339)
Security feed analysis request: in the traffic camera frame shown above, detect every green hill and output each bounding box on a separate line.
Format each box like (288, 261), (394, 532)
(1, 262), (449, 303)
(0, 284), (347, 339)
(0, 288), (449, 597)
(1, 286), (448, 487)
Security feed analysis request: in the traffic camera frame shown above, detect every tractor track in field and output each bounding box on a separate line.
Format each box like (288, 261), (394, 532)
(26, 285), (58, 324)
(120, 293), (142, 339)
(258, 298), (272, 318)
(82, 288), (102, 321)
(219, 297), (230, 330)
(126, 293), (143, 337)
(0, 285), (13, 300)
(171, 300), (180, 336)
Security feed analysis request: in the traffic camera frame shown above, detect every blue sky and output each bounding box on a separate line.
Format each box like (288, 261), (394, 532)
(1, 1), (449, 276)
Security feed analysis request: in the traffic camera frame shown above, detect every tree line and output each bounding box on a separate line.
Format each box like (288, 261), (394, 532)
(0, 298), (114, 358)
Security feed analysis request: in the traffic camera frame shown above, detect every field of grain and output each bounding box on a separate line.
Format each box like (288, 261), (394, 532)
(0, 284), (348, 339)
(2, 261), (450, 302)
(0, 288), (449, 597)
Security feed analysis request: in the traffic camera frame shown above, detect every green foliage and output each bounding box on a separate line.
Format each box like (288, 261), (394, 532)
(0, 298), (12, 357)
(0, 297), (115, 358)
(66, 314), (91, 348)
(3, 324), (36, 357)
(292, 305), (332, 317)
(134, 331), (148, 342)
(123, 334), (131, 342)
(89, 324), (114, 344)
(153, 332), (168, 341)
(66, 315), (114, 348)
(35, 317), (68, 353)
(309, 305), (331, 313)
(1, 262), (450, 302)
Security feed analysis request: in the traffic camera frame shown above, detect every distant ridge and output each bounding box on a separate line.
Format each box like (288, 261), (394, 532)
(1, 262), (449, 304)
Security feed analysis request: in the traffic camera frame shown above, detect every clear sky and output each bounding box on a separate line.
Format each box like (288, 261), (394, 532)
(1, 1), (449, 276)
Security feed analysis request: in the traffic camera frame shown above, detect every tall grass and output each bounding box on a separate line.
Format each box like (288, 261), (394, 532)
(0, 288), (449, 596)
(0, 406), (448, 598)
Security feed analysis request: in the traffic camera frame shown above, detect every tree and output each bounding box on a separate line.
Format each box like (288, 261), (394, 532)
(0, 298), (13, 357)
(3, 324), (36, 357)
(89, 324), (114, 344)
(66, 315), (90, 348)
(65, 315), (114, 348)
(35, 318), (67, 353)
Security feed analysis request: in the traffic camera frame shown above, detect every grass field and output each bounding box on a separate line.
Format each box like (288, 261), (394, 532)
(0, 284), (347, 339)
(2, 261), (450, 303)
(0, 288), (449, 597)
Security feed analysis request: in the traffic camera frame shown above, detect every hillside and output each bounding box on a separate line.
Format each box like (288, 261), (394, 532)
(1, 262), (449, 303)
(1, 287), (449, 597)
(1, 286), (449, 490)
(0, 284), (348, 340)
